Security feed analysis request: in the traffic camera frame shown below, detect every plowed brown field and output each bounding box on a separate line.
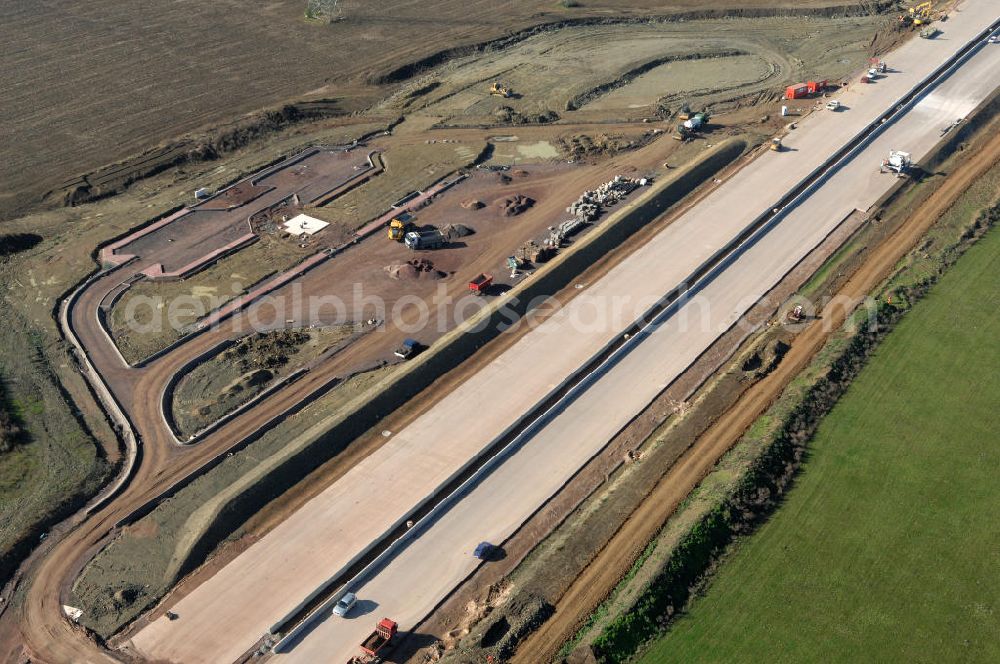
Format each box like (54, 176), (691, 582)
(0, 0), (864, 221)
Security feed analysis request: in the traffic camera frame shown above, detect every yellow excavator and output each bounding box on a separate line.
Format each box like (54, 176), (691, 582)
(910, 1), (933, 26)
(489, 81), (513, 98)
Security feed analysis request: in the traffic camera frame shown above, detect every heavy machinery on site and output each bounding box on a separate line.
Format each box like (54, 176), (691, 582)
(920, 26), (941, 39)
(394, 338), (419, 360)
(787, 305), (805, 323)
(770, 137), (784, 152)
(387, 213), (415, 241)
(468, 273), (494, 296)
(489, 81), (513, 98)
(674, 110), (710, 140)
(880, 150), (912, 177)
(910, 1), (934, 25)
(348, 618), (397, 663)
(404, 228), (447, 250)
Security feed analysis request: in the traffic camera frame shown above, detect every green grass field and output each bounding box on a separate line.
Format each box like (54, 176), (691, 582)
(640, 227), (1000, 663)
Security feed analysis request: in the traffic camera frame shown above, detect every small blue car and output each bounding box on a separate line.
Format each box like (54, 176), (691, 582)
(473, 541), (495, 560)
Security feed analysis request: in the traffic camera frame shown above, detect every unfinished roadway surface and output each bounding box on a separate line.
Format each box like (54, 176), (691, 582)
(127, 4), (1000, 662)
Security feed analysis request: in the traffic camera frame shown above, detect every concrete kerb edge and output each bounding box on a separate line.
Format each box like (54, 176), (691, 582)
(100, 207), (191, 266)
(55, 142), (370, 506)
(158, 337), (237, 444)
(113, 369), (352, 529)
(127, 249), (332, 372)
(165, 355), (311, 448)
(95, 275), (144, 369)
(433, 82), (1000, 656)
(195, 249), (333, 330)
(59, 267), (141, 516)
(400, 23), (995, 640)
(270, 24), (1000, 649)
(406, 204), (872, 650)
(146, 231), (258, 281)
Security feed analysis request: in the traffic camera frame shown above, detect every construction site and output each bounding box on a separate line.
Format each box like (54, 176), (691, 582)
(0, 1), (998, 664)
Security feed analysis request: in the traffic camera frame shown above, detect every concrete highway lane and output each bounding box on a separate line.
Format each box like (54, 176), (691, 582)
(128, 4), (1000, 662)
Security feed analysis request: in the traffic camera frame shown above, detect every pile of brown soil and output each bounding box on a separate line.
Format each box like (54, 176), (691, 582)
(496, 194), (535, 217)
(462, 199), (485, 210)
(442, 223), (474, 239)
(385, 258), (446, 281)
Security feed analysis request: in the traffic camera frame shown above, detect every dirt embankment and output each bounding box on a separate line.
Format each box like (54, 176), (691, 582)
(565, 49), (747, 111)
(51, 102), (347, 209)
(170, 327), (354, 439)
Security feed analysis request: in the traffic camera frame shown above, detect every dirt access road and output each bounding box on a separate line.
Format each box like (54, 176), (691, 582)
(511, 108), (1000, 664)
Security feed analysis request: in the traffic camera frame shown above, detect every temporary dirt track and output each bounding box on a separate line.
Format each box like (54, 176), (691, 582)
(510, 125), (1000, 664)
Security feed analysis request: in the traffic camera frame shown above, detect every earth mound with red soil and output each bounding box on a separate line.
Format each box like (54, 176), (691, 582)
(442, 223), (474, 239)
(496, 194), (535, 217)
(385, 258), (446, 281)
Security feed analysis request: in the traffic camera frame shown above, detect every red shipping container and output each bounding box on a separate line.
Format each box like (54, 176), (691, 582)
(785, 84), (808, 99)
(807, 80), (827, 94)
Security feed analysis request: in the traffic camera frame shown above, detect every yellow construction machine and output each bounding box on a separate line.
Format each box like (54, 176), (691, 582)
(910, 1), (933, 25)
(387, 213), (415, 241)
(489, 81), (513, 98)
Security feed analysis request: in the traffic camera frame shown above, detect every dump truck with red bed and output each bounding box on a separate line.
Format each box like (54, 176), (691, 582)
(468, 273), (493, 296)
(360, 618), (397, 658)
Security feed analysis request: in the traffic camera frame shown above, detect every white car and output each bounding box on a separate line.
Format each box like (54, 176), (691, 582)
(332, 591), (357, 617)
(989, 35), (998, 44)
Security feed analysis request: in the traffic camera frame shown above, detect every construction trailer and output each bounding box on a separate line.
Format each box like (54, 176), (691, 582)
(785, 81), (826, 100)
(785, 83), (809, 100)
(807, 80), (827, 94)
